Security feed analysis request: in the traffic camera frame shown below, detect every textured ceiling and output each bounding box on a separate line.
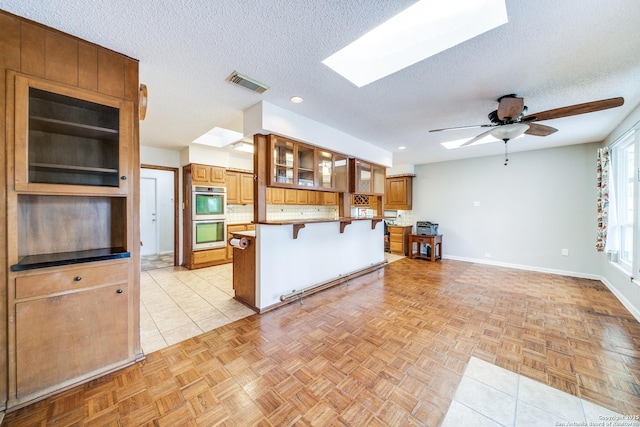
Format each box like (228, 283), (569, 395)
(2, 0), (640, 165)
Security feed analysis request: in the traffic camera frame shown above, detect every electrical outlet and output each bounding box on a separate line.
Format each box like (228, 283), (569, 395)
(561, 248), (569, 256)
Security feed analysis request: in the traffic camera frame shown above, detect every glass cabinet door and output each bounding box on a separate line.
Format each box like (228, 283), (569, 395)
(272, 138), (294, 185)
(372, 164), (386, 194)
(318, 151), (333, 189)
(297, 144), (315, 187)
(334, 154), (348, 192)
(355, 160), (371, 193)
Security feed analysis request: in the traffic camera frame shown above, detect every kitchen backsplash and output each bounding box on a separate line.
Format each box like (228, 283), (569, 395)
(386, 209), (415, 227)
(267, 204), (337, 220)
(227, 204), (254, 223)
(227, 203), (339, 222)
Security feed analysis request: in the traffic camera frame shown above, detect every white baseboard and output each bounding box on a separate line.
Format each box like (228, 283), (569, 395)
(442, 255), (640, 323)
(442, 255), (601, 280)
(599, 276), (640, 324)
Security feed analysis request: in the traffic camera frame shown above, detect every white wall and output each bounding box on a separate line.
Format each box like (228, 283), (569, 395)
(256, 220), (384, 309)
(140, 145), (181, 168)
(180, 145), (253, 170)
(601, 103), (640, 321)
(412, 142), (602, 278)
(244, 101), (392, 167)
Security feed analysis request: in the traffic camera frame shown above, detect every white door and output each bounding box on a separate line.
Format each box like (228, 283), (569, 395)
(140, 177), (158, 256)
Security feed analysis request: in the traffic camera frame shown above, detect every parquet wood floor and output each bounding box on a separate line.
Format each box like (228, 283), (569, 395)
(5, 259), (640, 426)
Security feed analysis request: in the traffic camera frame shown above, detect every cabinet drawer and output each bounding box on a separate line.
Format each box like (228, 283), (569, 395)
(389, 233), (405, 243)
(390, 242), (404, 253)
(193, 248), (227, 264)
(16, 261), (129, 300)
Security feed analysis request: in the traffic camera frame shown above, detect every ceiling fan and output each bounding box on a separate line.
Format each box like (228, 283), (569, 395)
(430, 94), (624, 165)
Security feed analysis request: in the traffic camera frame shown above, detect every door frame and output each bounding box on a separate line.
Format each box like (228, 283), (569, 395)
(141, 164), (179, 266)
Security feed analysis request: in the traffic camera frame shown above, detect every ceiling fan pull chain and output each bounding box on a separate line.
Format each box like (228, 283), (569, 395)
(504, 138), (509, 166)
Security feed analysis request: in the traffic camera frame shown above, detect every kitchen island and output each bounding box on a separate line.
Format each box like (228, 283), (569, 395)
(231, 217), (386, 312)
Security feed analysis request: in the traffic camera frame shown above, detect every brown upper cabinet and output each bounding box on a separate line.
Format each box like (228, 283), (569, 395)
(226, 170), (254, 205)
(350, 158), (386, 195)
(14, 74), (132, 195)
(191, 164), (225, 186)
(268, 134), (349, 192)
(385, 175), (413, 210)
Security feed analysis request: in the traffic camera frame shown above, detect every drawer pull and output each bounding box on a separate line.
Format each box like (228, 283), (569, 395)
(117, 289), (123, 294)
(74, 276), (82, 281)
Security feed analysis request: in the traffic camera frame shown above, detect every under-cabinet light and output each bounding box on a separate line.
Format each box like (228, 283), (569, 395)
(322, 0), (508, 87)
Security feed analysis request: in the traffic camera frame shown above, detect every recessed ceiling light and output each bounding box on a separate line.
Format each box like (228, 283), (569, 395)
(290, 96), (304, 103)
(398, 146), (406, 150)
(322, 0), (508, 87)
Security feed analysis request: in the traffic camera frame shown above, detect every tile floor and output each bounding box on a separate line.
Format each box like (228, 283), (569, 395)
(140, 262), (256, 354)
(442, 356), (640, 427)
(140, 253), (404, 354)
(141, 252), (175, 271)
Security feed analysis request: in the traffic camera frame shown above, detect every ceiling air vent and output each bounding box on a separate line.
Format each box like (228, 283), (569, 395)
(226, 71), (269, 94)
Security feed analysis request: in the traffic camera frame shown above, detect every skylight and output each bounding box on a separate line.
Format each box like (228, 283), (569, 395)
(322, 0), (508, 87)
(193, 127), (243, 148)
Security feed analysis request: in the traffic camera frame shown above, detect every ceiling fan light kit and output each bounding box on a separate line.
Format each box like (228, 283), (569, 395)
(430, 94), (625, 165)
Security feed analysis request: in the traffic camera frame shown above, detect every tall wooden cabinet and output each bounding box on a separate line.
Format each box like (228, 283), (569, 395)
(1, 12), (141, 410)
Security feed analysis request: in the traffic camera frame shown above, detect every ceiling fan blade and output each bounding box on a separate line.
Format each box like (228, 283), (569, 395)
(525, 123), (558, 137)
(460, 129), (494, 147)
(429, 124), (492, 133)
(522, 97), (624, 122)
(497, 96), (524, 121)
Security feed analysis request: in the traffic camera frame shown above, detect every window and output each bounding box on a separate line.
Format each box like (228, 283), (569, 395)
(611, 130), (638, 271)
(619, 138), (635, 266)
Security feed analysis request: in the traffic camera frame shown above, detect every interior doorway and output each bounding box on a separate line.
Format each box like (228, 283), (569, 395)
(140, 165), (179, 270)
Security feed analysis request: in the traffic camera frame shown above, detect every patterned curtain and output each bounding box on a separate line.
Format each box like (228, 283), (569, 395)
(596, 147), (611, 252)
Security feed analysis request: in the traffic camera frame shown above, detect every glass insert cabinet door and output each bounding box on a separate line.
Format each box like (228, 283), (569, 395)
(318, 151), (333, 189)
(297, 144), (315, 187)
(272, 138), (295, 185)
(355, 160), (372, 193)
(352, 158), (385, 194)
(318, 151), (349, 192)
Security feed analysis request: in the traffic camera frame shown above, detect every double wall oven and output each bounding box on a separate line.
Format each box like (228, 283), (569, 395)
(192, 186), (227, 250)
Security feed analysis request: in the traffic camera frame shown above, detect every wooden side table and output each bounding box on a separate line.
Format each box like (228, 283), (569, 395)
(409, 234), (442, 261)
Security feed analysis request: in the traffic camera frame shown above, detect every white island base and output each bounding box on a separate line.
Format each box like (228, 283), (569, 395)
(246, 218), (386, 312)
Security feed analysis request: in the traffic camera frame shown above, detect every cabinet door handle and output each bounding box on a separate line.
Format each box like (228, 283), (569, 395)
(120, 176), (127, 180)
(117, 289), (123, 294)
(74, 276), (82, 281)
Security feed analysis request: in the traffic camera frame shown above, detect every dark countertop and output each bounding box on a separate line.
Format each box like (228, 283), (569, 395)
(12, 247), (130, 271)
